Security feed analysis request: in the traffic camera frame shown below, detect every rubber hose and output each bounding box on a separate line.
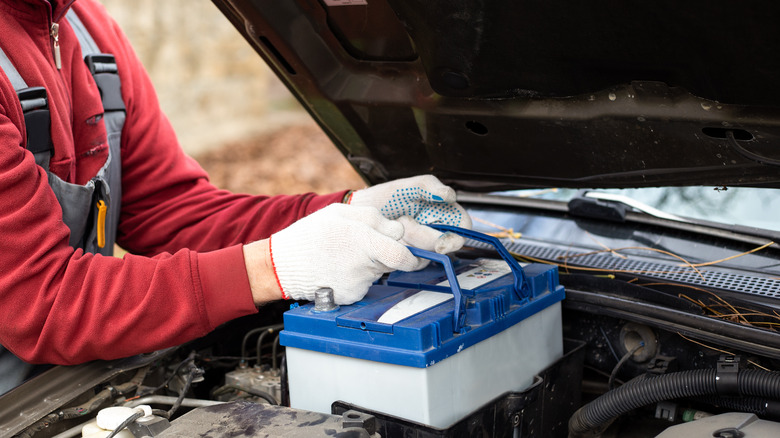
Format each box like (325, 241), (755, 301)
(104, 411), (144, 438)
(271, 333), (280, 371)
(280, 354), (290, 407)
(255, 328), (275, 366)
(168, 366), (198, 418)
(242, 324), (284, 363)
(568, 369), (780, 437)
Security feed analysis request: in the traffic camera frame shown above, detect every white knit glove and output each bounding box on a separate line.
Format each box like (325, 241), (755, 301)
(270, 203), (423, 305)
(348, 175), (472, 254)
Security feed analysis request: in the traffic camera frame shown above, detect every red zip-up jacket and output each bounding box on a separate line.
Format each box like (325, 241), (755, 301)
(0, 0), (345, 365)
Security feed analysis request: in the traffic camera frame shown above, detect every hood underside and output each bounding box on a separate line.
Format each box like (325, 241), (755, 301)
(213, 0), (780, 190)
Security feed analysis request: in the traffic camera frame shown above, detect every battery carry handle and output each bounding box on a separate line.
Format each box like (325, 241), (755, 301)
(406, 247), (466, 333)
(428, 225), (528, 300)
(408, 226), (529, 333)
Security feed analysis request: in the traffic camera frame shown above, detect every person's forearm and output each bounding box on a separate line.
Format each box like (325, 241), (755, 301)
(243, 239), (284, 304)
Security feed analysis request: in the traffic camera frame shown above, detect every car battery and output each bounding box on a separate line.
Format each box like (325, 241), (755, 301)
(281, 226), (565, 429)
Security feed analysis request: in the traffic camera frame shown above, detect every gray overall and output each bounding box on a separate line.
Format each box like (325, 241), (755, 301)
(0, 10), (125, 394)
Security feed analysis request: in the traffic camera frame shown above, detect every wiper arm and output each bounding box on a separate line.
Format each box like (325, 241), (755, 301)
(584, 191), (688, 222)
(566, 190), (780, 243)
(568, 190), (688, 223)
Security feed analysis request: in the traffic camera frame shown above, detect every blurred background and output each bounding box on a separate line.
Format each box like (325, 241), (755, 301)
(96, 0), (364, 195)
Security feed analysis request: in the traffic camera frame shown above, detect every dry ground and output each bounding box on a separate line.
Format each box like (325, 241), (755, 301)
(194, 121), (365, 195)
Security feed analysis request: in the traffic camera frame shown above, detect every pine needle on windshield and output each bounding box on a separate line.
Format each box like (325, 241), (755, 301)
(680, 241), (775, 268)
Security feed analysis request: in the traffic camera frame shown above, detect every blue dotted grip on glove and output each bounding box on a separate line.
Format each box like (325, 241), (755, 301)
(380, 187), (465, 227)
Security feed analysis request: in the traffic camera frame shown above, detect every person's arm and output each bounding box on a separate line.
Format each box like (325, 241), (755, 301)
(243, 239), (283, 304)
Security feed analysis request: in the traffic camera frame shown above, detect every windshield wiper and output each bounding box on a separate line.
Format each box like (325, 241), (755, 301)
(566, 190), (780, 244)
(568, 190), (688, 223)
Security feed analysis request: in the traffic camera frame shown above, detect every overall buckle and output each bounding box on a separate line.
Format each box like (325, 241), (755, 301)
(85, 54), (125, 112)
(17, 86), (52, 156)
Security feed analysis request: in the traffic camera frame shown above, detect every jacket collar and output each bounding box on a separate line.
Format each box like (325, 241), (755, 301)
(50, 0), (77, 22)
(1, 0), (76, 21)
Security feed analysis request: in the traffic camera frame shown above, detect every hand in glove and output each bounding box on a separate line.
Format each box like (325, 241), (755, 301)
(347, 175), (472, 254)
(268, 203), (423, 305)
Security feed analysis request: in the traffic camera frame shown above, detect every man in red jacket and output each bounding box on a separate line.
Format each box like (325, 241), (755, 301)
(0, 0), (470, 391)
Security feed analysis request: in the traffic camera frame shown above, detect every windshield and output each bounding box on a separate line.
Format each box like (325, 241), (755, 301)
(499, 186), (780, 232)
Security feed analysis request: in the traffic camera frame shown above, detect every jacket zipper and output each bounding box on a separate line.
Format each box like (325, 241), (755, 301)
(49, 1), (78, 126)
(49, 0), (78, 70)
(50, 22), (61, 70)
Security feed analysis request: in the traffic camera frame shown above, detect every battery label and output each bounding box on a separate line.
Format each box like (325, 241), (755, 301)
(438, 259), (513, 290)
(377, 291), (453, 325)
(378, 260), (515, 325)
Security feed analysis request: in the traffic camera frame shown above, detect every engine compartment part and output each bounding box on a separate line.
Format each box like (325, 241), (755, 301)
(655, 412), (780, 437)
(568, 366), (780, 437)
(5, 355), (162, 438)
(155, 401), (379, 438)
(216, 366), (282, 405)
(81, 405), (170, 438)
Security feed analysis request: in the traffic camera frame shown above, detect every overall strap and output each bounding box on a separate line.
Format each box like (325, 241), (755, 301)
(67, 10), (126, 114)
(66, 10), (100, 55)
(0, 47), (54, 166)
(0, 46), (26, 90)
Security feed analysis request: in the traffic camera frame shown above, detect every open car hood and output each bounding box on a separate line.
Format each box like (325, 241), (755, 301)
(212, 0), (780, 191)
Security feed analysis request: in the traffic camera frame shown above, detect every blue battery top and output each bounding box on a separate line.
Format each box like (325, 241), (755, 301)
(280, 228), (565, 368)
